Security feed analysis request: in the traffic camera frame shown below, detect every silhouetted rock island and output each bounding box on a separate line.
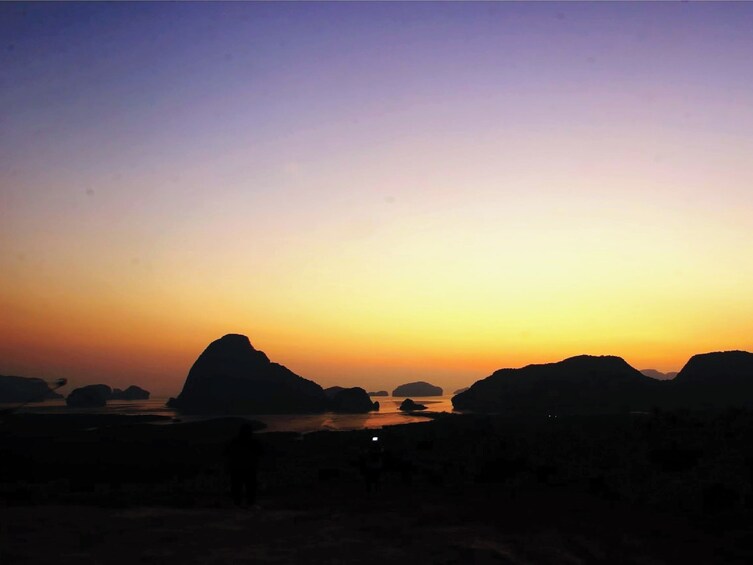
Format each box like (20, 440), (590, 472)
(328, 387), (379, 413)
(0, 375), (64, 403)
(453, 355), (659, 414)
(392, 381), (443, 397)
(454, 387), (469, 395)
(167, 334), (328, 414)
(399, 398), (427, 411)
(111, 385), (150, 400)
(66, 384), (112, 408)
(367, 390), (388, 397)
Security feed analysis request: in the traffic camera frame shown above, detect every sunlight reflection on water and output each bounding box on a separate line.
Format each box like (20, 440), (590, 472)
(9, 396), (456, 433)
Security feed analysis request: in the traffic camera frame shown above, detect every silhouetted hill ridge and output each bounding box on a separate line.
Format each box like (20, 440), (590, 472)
(454, 352), (753, 414)
(453, 355), (659, 414)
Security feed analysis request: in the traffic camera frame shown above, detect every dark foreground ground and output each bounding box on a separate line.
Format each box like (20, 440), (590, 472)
(2, 410), (753, 563)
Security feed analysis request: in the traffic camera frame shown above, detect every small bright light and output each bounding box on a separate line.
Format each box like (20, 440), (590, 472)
(372, 436), (379, 442)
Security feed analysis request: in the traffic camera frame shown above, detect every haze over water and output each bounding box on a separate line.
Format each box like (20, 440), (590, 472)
(7, 395), (454, 433)
(2, 2), (753, 396)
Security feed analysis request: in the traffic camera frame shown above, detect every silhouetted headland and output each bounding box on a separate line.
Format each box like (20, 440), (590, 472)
(367, 390), (388, 397)
(0, 374), (63, 403)
(392, 381), (443, 397)
(167, 334), (328, 414)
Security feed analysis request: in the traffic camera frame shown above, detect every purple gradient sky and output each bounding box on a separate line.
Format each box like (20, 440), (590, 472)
(2, 2), (753, 395)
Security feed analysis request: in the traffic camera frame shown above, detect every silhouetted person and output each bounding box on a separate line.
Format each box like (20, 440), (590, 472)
(226, 423), (263, 507)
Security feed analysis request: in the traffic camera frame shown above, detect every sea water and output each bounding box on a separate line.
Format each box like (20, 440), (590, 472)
(5, 396), (456, 433)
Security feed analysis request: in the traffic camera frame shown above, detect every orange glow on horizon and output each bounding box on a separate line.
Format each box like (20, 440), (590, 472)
(3, 3), (753, 396)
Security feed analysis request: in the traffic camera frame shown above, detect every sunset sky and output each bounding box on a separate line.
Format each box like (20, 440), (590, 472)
(2, 2), (753, 396)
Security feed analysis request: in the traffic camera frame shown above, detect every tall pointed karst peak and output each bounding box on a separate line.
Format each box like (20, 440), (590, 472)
(169, 334), (326, 414)
(195, 333), (270, 366)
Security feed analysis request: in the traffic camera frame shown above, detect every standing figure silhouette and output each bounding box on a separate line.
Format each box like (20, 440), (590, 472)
(226, 423), (263, 507)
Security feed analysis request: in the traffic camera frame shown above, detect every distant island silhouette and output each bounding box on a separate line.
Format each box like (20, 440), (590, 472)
(66, 384), (113, 407)
(399, 398), (427, 411)
(111, 385), (150, 400)
(326, 386), (379, 413)
(392, 381), (443, 397)
(641, 369), (678, 380)
(7, 339), (752, 418)
(65, 383), (151, 407)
